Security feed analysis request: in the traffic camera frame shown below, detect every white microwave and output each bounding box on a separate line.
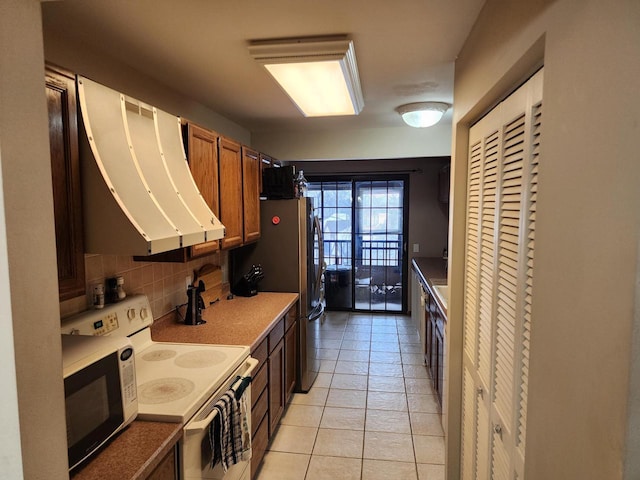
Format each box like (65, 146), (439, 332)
(61, 334), (138, 471)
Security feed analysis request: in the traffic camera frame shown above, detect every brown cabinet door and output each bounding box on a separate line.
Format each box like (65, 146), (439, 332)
(285, 322), (297, 403)
(185, 122), (220, 257)
(242, 147), (261, 244)
(45, 65), (86, 301)
(147, 446), (177, 480)
(425, 293), (433, 366)
(435, 318), (444, 405)
(218, 137), (243, 249)
(251, 381), (269, 437)
(251, 416), (269, 480)
(268, 338), (285, 436)
(429, 312), (438, 382)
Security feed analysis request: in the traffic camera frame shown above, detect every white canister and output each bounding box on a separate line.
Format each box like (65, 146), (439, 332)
(93, 284), (105, 309)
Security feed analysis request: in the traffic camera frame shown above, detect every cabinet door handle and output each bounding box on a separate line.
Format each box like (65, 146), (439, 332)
(493, 423), (503, 437)
(476, 387), (484, 397)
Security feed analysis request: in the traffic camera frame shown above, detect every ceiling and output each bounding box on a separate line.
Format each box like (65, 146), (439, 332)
(41, 0), (485, 135)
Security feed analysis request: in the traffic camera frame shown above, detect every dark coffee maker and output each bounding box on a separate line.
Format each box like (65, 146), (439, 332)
(185, 280), (206, 325)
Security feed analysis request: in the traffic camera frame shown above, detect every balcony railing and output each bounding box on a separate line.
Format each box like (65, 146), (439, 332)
(321, 234), (402, 268)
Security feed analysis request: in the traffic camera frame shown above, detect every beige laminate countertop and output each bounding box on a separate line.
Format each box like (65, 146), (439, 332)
(70, 421), (182, 480)
(151, 291), (299, 350)
(412, 257), (448, 316)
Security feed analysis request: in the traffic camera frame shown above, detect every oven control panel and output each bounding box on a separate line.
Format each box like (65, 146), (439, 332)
(61, 294), (153, 338)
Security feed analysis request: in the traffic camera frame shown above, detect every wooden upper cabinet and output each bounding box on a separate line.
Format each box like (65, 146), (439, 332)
(218, 136), (243, 249)
(242, 147), (261, 244)
(45, 65), (86, 301)
(184, 122), (220, 257)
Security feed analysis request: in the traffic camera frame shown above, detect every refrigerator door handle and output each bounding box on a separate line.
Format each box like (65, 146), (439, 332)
(314, 215), (324, 293)
(308, 302), (324, 322)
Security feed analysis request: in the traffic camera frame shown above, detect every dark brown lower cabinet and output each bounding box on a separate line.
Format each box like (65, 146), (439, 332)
(435, 318), (444, 405)
(250, 414), (269, 478)
(268, 338), (285, 435)
(425, 291), (433, 367)
(250, 337), (268, 478)
(250, 304), (298, 479)
(284, 318), (297, 403)
(425, 288), (445, 407)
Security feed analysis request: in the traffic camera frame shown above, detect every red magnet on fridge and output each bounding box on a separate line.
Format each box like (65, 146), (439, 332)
(272, 216), (281, 225)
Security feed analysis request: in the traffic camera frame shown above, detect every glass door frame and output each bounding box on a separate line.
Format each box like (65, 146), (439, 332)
(307, 174), (410, 314)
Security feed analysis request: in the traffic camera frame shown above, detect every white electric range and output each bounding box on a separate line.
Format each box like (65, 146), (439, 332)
(61, 294), (256, 480)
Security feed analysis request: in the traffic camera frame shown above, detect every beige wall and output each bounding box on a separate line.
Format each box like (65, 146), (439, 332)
(60, 252), (224, 320)
(288, 157), (450, 261)
(0, 0), (69, 478)
(42, 30), (251, 145)
(253, 123), (453, 161)
(448, 1), (640, 479)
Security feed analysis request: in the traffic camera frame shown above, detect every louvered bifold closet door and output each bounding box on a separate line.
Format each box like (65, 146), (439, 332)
(462, 104), (502, 480)
(461, 68), (543, 480)
(461, 134), (483, 480)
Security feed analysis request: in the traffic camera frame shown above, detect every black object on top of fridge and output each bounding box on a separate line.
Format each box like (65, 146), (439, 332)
(262, 166), (295, 199)
(231, 197), (323, 392)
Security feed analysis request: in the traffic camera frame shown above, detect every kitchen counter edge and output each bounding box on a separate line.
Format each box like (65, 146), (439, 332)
(70, 420), (182, 480)
(150, 291), (299, 350)
(412, 257), (448, 317)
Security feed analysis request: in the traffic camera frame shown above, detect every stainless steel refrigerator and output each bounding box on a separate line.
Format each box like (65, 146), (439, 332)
(231, 197), (323, 392)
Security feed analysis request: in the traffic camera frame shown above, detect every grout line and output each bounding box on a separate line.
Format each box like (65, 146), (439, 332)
(257, 311), (437, 480)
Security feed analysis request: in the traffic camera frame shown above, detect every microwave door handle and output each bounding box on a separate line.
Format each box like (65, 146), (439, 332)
(184, 357), (259, 434)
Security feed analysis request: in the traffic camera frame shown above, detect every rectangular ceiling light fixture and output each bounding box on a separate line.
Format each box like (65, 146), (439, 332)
(249, 35), (364, 117)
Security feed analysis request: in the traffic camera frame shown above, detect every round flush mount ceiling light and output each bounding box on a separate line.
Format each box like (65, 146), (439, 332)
(396, 102), (450, 128)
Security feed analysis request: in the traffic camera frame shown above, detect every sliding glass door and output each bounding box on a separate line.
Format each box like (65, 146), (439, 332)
(307, 177), (408, 313)
(354, 180), (405, 311)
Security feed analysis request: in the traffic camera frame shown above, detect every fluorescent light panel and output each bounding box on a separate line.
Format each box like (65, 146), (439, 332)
(249, 37), (364, 117)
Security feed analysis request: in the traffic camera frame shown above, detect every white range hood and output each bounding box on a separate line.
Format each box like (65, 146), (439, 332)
(77, 76), (225, 255)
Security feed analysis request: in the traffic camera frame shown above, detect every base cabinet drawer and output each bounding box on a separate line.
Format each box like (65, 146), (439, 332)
(268, 319), (285, 352)
(252, 337), (268, 370)
(251, 363), (268, 407)
(252, 388), (268, 437)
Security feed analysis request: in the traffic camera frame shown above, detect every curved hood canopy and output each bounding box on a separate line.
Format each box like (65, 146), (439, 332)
(77, 76), (224, 255)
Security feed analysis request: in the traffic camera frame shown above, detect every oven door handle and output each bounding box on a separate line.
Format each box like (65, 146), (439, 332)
(184, 357), (259, 434)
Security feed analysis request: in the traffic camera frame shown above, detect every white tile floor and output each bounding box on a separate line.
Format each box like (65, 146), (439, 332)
(255, 311), (445, 480)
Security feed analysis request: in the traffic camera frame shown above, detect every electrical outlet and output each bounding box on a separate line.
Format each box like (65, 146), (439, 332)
(185, 275), (192, 289)
(413, 243), (420, 253)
